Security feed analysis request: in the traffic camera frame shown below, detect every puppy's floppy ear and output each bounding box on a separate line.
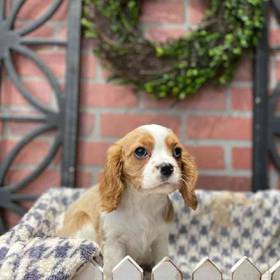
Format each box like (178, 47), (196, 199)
(180, 147), (198, 210)
(99, 142), (124, 212)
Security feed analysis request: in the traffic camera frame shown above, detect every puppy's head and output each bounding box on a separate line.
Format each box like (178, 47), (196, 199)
(99, 124), (198, 212)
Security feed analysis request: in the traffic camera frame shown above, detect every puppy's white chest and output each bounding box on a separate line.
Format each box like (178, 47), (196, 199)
(102, 192), (169, 264)
(126, 210), (163, 244)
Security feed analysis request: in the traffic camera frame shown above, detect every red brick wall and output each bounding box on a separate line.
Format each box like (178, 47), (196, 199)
(1, 0), (280, 211)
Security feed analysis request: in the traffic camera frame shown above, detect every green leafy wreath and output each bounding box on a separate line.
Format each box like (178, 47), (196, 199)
(82, 0), (265, 100)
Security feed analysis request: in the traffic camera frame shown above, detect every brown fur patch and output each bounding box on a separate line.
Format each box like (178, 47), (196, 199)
(56, 186), (102, 245)
(99, 142), (124, 212)
(180, 151), (198, 210)
(100, 129), (154, 212)
(99, 129), (156, 211)
(166, 132), (198, 210)
(165, 132), (180, 152)
(122, 130), (155, 190)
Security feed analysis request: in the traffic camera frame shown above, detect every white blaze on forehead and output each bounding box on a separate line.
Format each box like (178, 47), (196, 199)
(139, 124), (172, 161)
(138, 124), (171, 145)
(138, 124), (180, 190)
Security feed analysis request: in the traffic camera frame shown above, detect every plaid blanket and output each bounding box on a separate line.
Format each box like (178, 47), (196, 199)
(0, 188), (279, 279)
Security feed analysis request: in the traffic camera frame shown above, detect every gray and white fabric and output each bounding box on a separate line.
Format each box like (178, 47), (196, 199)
(0, 188), (280, 279)
(0, 188), (102, 280)
(170, 190), (280, 279)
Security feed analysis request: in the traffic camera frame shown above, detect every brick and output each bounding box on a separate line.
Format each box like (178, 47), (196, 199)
(52, 149), (62, 166)
(232, 57), (252, 82)
(2, 79), (52, 106)
(52, 0), (67, 21)
(178, 86), (226, 110)
(187, 0), (208, 25)
(187, 116), (252, 140)
(1, 139), (50, 165)
(15, 21), (54, 38)
(16, 0), (66, 21)
(6, 116), (56, 135)
(101, 113), (180, 137)
(231, 87), (252, 111)
(232, 147), (252, 170)
(270, 28), (280, 46)
(197, 175), (251, 191)
(78, 141), (111, 166)
(39, 52), (66, 78)
(7, 122), (42, 136)
(81, 84), (138, 108)
(29, 24), (54, 38)
(79, 112), (95, 137)
(5, 169), (60, 194)
(188, 146), (224, 169)
(14, 52), (66, 78)
(145, 27), (186, 43)
(141, 0), (185, 23)
(81, 53), (96, 79)
(76, 170), (93, 188)
(55, 26), (67, 40)
(142, 95), (177, 109)
(17, 0), (55, 20)
(142, 86), (226, 110)
(24, 170), (60, 193)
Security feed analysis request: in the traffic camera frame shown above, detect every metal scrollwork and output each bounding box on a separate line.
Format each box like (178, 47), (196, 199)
(0, 0), (81, 233)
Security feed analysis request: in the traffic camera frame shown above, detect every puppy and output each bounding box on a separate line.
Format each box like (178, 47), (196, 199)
(57, 124), (197, 279)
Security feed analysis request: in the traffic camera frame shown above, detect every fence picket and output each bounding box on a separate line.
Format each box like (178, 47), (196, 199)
(75, 256), (280, 280)
(112, 256), (143, 280)
(231, 257), (261, 280)
(262, 260), (280, 280)
(74, 262), (103, 280)
(152, 257), (183, 280)
(192, 257), (222, 280)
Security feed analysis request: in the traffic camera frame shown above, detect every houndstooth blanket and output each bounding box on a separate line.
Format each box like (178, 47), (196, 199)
(0, 188), (102, 280)
(0, 188), (279, 279)
(170, 190), (280, 279)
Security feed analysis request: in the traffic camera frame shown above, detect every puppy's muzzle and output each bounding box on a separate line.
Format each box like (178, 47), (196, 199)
(158, 163), (174, 178)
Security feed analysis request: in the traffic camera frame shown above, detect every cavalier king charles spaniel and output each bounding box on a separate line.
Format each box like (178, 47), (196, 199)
(57, 124), (198, 279)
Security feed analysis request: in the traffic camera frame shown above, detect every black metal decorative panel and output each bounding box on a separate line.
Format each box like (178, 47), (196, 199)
(0, 0), (81, 233)
(253, 0), (280, 191)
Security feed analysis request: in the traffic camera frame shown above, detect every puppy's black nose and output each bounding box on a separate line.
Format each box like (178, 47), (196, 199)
(159, 163), (174, 177)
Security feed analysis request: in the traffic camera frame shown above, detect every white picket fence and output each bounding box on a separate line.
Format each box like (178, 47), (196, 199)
(75, 256), (280, 280)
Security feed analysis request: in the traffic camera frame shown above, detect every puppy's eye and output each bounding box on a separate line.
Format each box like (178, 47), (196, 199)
(173, 147), (182, 159)
(135, 147), (148, 159)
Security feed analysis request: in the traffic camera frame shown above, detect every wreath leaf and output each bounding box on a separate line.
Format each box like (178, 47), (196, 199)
(82, 0), (265, 100)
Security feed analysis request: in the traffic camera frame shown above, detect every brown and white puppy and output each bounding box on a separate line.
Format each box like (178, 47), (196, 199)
(57, 124), (197, 279)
